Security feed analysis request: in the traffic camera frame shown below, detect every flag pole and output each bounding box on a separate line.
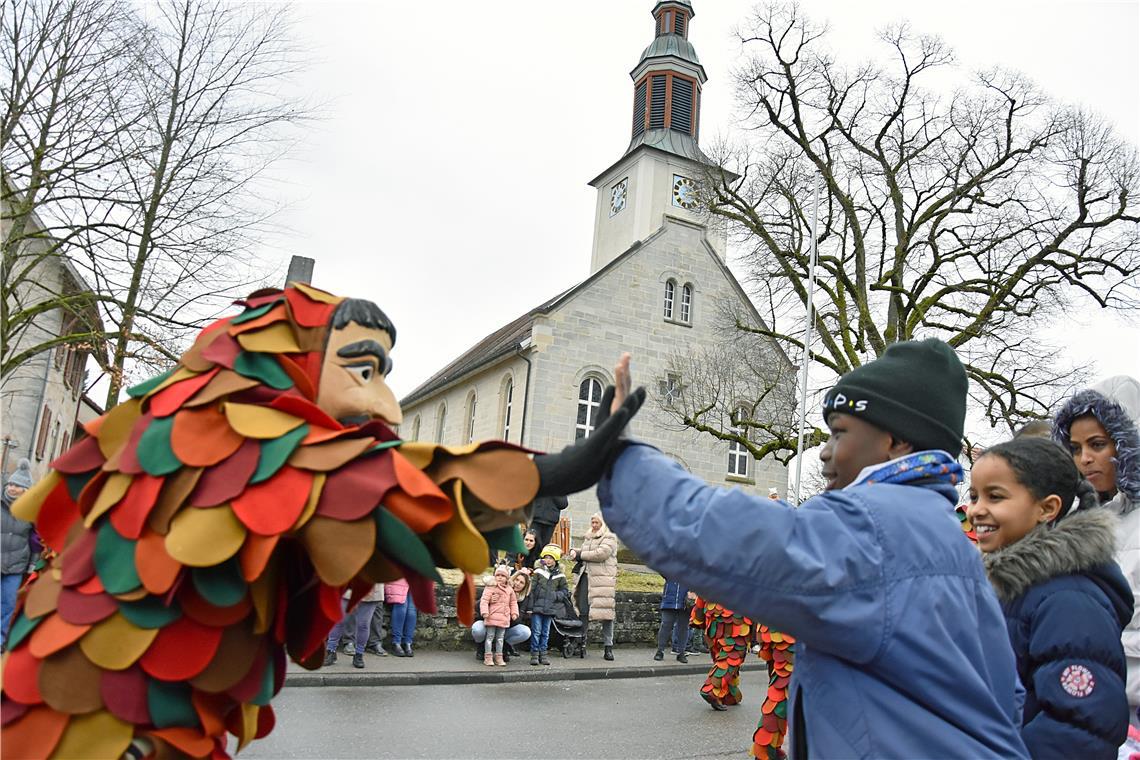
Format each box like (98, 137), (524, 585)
(793, 173), (820, 505)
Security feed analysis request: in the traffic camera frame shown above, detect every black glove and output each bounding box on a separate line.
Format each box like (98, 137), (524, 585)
(534, 384), (646, 497)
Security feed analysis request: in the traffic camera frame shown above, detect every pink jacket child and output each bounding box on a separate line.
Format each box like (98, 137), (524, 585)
(385, 578), (409, 605)
(480, 568), (519, 628)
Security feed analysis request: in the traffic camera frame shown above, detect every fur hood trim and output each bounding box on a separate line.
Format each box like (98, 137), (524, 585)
(1052, 377), (1140, 509)
(983, 508), (1118, 603)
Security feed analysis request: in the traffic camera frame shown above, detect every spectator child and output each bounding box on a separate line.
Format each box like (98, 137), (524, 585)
(479, 565), (519, 666)
(386, 578), (417, 657)
(598, 343), (1028, 757)
(968, 437), (1132, 758)
(528, 544), (568, 666)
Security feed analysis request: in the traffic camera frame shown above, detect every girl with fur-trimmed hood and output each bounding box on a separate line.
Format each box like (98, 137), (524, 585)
(968, 437), (1132, 757)
(1053, 375), (1140, 720)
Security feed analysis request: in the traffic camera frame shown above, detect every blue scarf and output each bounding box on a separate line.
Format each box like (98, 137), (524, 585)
(845, 450), (963, 490)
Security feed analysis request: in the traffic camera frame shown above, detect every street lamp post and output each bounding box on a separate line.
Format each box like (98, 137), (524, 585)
(1, 436), (18, 481)
(793, 174), (820, 506)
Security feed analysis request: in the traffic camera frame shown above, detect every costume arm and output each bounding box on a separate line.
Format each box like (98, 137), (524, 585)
(599, 443), (888, 661)
(1020, 590), (1130, 758)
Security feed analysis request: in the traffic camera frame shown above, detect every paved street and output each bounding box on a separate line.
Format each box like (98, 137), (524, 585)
(241, 671), (767, 759)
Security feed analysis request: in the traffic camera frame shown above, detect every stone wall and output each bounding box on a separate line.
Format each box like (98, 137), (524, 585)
(403, 584), (665, 651)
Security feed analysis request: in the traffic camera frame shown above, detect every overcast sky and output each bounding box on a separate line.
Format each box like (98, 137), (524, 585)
(260, 0), (1139, 431)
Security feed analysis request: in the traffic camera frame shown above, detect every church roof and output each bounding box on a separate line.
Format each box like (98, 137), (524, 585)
(400, 218), (786, 409)
(625, 127), (709, 163)
(399, 286), (572, 407)
(637, 33), (702, 69)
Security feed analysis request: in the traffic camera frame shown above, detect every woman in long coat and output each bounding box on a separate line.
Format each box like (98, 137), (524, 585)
(569, 512), (619, 659)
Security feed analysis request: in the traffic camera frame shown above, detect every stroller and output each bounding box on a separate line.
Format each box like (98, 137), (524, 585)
(550, 616), (586, 658)
(548, 589), (586, 658)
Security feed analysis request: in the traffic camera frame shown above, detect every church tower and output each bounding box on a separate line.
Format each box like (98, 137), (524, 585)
(588, 1), (727, 273)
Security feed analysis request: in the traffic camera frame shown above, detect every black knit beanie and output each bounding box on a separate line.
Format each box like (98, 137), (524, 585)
(822, 338), (967, 454)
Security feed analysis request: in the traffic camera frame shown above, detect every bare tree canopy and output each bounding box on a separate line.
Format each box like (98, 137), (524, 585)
(675, 1), (1140, 461)
(2, 0), (310, 406)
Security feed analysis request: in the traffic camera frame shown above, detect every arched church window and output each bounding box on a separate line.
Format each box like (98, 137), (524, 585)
(410, 415), (421, 441)
(663, 279), (676, 319)
(435, 402), (447, 443)
(465, 391), (477, 444)
(575, 377), (604, 440)
(680, 283), (693, 323)
(502, 377), (514, 440)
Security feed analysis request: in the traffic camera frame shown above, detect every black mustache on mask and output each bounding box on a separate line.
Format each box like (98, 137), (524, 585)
(337, 414), (372, 427)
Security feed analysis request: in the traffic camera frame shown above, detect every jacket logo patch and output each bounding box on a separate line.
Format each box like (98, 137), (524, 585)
(1059, 664), (1095, 697)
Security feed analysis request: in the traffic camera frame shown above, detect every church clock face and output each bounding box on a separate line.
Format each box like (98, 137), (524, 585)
(609, 178), (628, 216)
(672, 174), (698, 209)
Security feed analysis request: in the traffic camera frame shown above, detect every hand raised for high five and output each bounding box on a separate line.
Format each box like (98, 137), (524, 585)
(534, 353), (644, 498)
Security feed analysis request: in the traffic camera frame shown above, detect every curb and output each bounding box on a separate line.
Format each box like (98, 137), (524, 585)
(285, 661), (766, 688)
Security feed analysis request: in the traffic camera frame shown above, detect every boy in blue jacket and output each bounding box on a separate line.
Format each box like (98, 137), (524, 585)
(592, 340), (1028, 759)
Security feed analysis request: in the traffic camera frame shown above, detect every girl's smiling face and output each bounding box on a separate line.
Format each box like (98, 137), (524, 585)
(511, 575), (526, 593)
(523, 532), (536, 551)
(967, 454), (1061, 552)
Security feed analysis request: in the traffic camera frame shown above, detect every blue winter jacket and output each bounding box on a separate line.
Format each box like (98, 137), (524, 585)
(660, 579), (688, 610)
(599, 443), (1028, 759)
(983, 508), (1133, 759)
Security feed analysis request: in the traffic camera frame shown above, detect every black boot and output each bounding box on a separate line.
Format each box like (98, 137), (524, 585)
(352, 653), (365, 669)
(323, 650), (336, 666)
(653, 649), (664, 661)
(604, 645), (614, 661)
(475, 640), (485, 661)
(676, 652), (689, 664)
(405, 643), (414, 658)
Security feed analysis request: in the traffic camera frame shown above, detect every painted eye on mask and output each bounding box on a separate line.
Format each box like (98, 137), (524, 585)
(345, 364), (376, 382)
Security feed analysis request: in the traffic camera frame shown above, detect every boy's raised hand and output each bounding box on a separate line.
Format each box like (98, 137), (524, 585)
(534, 352), (645, 497)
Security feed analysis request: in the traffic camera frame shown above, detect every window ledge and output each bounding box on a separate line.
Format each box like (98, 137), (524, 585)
(725, 474), (754, 485)
(663, 317), (692, 328)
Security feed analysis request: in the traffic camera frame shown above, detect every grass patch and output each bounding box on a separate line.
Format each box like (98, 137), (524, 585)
(616, 568), (664, 593)
(439, 564), (662, 593)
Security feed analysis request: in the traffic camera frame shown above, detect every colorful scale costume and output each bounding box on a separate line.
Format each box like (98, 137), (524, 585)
(0, 284), (539, 759)
(751, 624), (795, 760)
(956, 504), (978, 544)
(690, 596), (752, 708)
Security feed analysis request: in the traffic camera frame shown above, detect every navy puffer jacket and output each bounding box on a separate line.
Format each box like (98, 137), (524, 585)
(984, 508), (1133, 759)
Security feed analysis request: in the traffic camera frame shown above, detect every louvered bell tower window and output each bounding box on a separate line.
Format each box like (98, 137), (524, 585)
(654, 7), (690, 38)
(649, 75), (667, 129)
(633, 72), (700, 138)
(633, 80), (647, 138)
(671, 77), (693, 134)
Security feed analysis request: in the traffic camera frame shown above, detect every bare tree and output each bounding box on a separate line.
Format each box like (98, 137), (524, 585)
(683, 2), (1140, 457)
(97, 0), (307, 404)
(2, 0), (309, 405)
(660, 304), (814, 464)
(1, 0), (139, 377)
